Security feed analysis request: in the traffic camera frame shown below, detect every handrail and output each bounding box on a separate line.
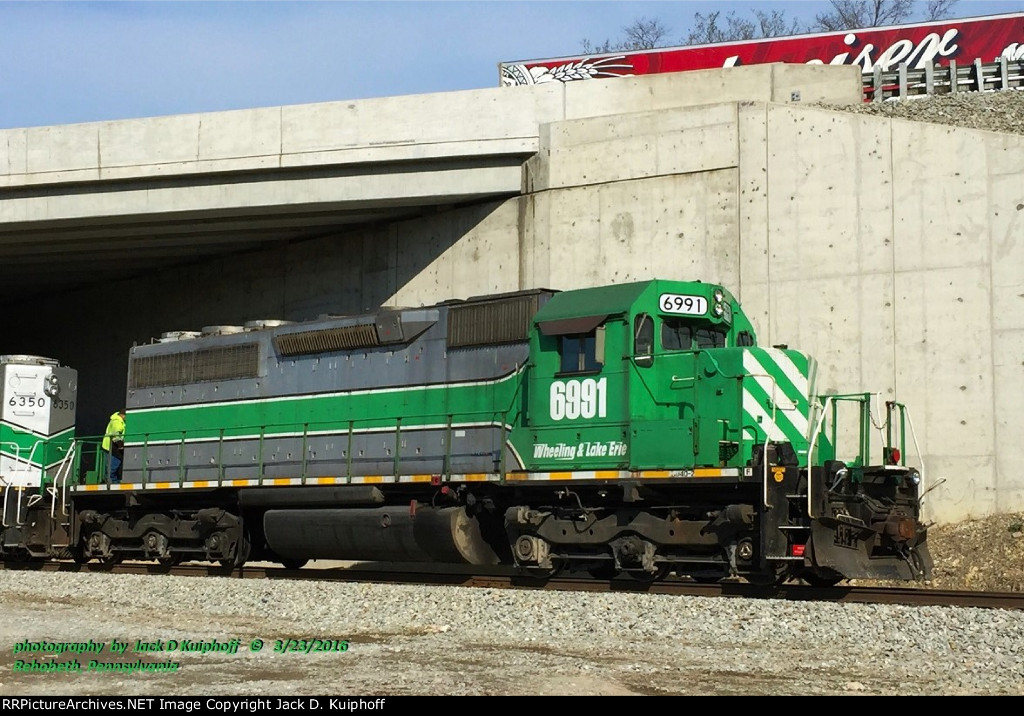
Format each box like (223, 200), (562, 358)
(0, 441), (18, 488)
(0, 487), (13, 528)
(50, 440), (77, 519)
(10, 486), (25, 527)
(1, 438), (45, 489)
(806, 393), (926, 519)
(740, 371), (780, 510)
(123, 408), (519, 445)
(805, 395), (836, 520)
(118, 409), (516, 484)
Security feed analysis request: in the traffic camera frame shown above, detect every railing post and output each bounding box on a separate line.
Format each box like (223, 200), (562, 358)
(300, 423), (309, 483)
(178, 431), (186, 485)
(217, 428), (225, 484)
(393, 418), (401, 483)
(949, 60), (958, 94)
(257, 426), (265, 483)
(346, 420), (353, 484)
(499, 412), (507, 480)
(859, 396), (871, 467)
(142, 434), (150, 486)
(886, 401), (896, 450)
(829, 399), (838, 457)
(898, 405), (908, 467)
(445, 415), (453, 482)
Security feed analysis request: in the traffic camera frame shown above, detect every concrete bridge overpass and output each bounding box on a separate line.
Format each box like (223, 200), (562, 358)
(0, 63), (842, 307)
(0, 94), (538, 305)
(2, 63), (1022, 523)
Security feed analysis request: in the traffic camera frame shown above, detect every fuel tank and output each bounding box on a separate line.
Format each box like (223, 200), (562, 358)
(263, 504), (500, 565)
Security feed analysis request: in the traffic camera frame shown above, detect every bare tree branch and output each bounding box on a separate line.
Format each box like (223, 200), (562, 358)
(754, 9), (806, 38)
(810, 0), (959, 32)
(580, 17), (671, 53)
(622, 17), (672, 50)
(581, 1), (962, 55)
(925, 0), (960, 20)
(580, 38), (615, 55)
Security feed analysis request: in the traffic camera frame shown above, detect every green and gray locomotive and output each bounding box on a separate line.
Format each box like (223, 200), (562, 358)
(21, 279), (933, 584)
(0, 354), (78, 561)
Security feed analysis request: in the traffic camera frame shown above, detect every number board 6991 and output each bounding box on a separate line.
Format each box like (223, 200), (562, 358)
(659, 293), (707, 315)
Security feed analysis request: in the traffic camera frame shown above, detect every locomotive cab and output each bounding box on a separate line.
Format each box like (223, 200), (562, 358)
(507, 280), (815, 581)
(506, 280), (931, 584)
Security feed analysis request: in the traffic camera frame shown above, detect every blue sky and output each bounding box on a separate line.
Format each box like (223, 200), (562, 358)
(1, 0), (1022, 129)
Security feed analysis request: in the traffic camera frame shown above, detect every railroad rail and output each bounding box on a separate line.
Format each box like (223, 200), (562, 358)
(4, 560), (1022, 611)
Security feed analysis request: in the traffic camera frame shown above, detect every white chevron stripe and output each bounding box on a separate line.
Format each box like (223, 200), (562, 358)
(764, 348), (808, 399)
(743, 351), (809, 439)
(742, 389), (787, 441)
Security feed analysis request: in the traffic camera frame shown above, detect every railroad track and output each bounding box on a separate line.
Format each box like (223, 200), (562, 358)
(5, 559), (1022, 611)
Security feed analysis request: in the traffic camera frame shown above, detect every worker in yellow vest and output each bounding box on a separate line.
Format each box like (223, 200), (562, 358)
(101, 410), (126, 483)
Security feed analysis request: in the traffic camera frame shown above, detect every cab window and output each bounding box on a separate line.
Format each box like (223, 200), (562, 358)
(634, 314), (653, 356)
(559, 332), (602, 374)
(663, 318), (726, 350)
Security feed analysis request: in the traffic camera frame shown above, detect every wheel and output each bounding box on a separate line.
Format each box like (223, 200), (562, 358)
(744, 565), (789, 586)
(517, 559), (564, 580)
(99, 553), (122, 567)
(279, 559), (308, 570)
(687, 571), (727, 584)
(623, 566), (670, 583)
(800, 570), (844, 587)
(217, 535), (251, 569)
(157, 555), (181, 569)
(588, 564), (620, 580)
(6, 548), (33, 563)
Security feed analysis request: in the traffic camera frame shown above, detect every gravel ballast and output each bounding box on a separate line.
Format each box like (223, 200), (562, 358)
(817, 88), (1024, 134)
(2, 569), (1023, 696)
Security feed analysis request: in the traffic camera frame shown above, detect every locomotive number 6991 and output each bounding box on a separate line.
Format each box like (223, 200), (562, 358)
(549, 377), (607, 421)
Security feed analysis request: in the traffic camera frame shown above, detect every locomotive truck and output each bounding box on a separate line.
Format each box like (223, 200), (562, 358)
(0, 279), (933, 585)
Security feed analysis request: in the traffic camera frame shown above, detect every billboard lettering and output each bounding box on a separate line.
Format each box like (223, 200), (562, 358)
(500, 13), (1024, 86)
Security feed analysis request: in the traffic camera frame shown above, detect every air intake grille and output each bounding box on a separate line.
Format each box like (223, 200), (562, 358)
(448, 294), (539, 348)
(274, 324), (380, 357)
(130, 344), (259, 389)
(194, 345), (260, 382)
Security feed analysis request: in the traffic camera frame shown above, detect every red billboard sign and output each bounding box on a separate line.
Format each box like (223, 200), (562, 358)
(500, 12), (1024, 86)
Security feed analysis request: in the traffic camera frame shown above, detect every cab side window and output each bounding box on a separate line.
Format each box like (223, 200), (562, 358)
(560, 332), (602, 374)
(634, 314), (653, 356)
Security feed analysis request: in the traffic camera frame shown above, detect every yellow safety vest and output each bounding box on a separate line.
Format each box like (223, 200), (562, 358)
(101, 412), (125, 452)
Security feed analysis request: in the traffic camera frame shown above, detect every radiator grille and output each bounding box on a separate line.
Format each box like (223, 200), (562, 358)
(274, 324), (381, 357)
(193, 345), (260, 382)
(130, 344), (259, 388)
(448, 294), (539, 348)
